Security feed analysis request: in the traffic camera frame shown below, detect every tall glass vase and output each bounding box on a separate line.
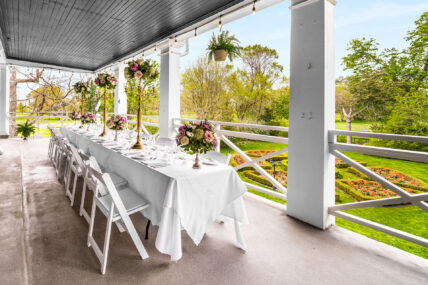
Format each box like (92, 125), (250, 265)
(99, 88), (108, 137)
(131, 85), (143, 149)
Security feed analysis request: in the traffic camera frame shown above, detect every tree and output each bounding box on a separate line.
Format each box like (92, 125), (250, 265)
(235, 45), (284, 122)
(181, 57), (233, 120)
(9, 67), (43, 136)
(341, 12), (428, 138)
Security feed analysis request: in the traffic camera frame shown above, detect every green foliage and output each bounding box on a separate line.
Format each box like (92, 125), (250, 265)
(84, 81), (99, 113)
(206, 31), (242, 62)
(16, 120), (36, 140)
(341, 12), (428, 137)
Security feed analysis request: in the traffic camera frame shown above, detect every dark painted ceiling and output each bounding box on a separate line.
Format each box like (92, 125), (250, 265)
(0, 0), (245, 71)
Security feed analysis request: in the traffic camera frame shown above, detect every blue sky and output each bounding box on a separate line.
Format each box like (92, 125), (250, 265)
(179, 0), (428, 77)
(17, 0), (428, 99)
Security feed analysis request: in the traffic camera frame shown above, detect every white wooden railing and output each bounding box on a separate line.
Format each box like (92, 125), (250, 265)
(174, 118), (289, 200)
(9, 111), (72, 136)
(328, 130), (428, 247)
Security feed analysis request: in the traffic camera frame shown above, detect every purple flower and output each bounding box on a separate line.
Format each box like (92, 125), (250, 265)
(94, 79), (99, 85)
(202, 124), (210, 130)
(116, 125), (120, 130)
(130, 63), (138, 71)
(178, 125), (186, 131)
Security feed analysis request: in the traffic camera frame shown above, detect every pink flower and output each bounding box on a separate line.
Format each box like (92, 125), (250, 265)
(135, 70), (143, 79)
(116, 125), (120, 129)
(94, 79), (99, 85)
(100, 79), (105, 84)
(130, 63), (138, 71)
(202, 124), (210, 130)
(178, 125), (186, 131)
(204, 131), (215, 143)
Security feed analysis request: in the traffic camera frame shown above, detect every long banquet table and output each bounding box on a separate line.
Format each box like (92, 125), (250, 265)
(60, 126), (249, 261)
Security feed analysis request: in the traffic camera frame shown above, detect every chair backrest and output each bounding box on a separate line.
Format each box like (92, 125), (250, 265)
(87, 156), (108, 196)
(202, 151), (231, 165)
(87, 160), (129, 217)
(69, 143), (87, 173)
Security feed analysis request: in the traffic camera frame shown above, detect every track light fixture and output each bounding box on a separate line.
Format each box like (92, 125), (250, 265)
(252, 1), (256, 15)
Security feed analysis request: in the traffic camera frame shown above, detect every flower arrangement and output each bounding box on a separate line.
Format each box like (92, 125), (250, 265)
(106, 114), (128, 131)
(70, 111), (81, 121)
(94, 73), (117, 89)
(73, 80), (91, 94)
(125, 59), (159, 81)
(80, 113), (96, 125)
(176, 120), (218, 153)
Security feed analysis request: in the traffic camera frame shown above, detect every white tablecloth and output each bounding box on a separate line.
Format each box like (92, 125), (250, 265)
(61, 127), (249, 261)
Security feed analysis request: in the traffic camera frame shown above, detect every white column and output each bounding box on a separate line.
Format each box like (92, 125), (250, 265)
(113, 62), (127, 115)
(159, 45), (181, 138)
(287, 0), (336, 229)
(0, 64), (9, 137)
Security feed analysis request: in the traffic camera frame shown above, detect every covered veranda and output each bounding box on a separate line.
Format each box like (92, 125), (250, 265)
(0, 0), (427, 284)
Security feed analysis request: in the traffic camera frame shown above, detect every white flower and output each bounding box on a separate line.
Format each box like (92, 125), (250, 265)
(180, 136), (189, 146)
(186, 131), (194, 137)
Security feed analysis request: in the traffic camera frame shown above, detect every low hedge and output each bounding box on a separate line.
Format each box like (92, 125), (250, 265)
(335, 161), (367, 169)
(243, 171), (273, 187)
(335, 171), (343, 179)
(336, 180), (377, 201)
(347, 167), (371, 180)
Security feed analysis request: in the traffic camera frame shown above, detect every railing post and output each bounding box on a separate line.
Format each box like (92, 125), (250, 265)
(287, 0), (336, 229)
(215, 124), (221, 152)
(159, 42), (182, 138)
(113, 62), (127, 115)
(0, 63), (9, 137)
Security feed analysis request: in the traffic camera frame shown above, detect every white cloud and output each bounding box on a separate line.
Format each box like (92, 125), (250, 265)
(336, 1), (428, 28)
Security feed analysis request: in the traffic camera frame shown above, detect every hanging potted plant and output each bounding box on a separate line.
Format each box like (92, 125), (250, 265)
(206, 31), (242, 62)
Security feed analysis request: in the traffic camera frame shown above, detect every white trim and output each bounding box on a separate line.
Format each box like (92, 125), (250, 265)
(96, 0), (285, 72)
(329, 130), (428, 144)
(5, 58), (93, 73)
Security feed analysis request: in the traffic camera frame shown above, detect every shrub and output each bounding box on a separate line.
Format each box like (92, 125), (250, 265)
(347, 167), (371, 180)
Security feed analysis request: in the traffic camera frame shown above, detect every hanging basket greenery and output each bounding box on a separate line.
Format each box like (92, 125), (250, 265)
(207, 31), (242, 62)
(17, 120), (36, 140)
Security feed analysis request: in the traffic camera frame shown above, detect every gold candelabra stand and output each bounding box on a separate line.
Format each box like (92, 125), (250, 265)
(131, 85), (143, 149)
(99, 88), (109, 137)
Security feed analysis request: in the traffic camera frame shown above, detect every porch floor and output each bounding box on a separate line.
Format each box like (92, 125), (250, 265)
(0, 138), (427, 285)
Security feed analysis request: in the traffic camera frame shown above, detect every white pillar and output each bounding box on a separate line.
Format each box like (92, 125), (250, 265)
(287, 0), (336, 229)
(113, 62), (127, 115)
(159, 45), (181, 138)
(0, 64), (9, 137)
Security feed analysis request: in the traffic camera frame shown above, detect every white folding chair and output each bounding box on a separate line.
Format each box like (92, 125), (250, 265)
(65, 144), (87, 206)
(54, 136), (69, 179)
(79, 155), (128, 224)
(87, 158), (150, 274)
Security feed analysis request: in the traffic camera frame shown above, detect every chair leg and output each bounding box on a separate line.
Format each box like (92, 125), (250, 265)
(121, 215), (149, 260)
(80, 179), (87, 217)
(70, 173), (78, 207)
(101, 210), (114, 275)
(145, 220), (151, 240)
(87, 196), (97, 248)
(65, 166), (72, 195)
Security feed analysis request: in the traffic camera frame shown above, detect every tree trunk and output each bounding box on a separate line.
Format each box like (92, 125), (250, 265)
(9, 67), (17, 136)
(340, 112), (344, 122)
(346, 116), (352, 144)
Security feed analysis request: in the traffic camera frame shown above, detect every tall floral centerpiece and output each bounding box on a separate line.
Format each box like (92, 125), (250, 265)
(107, 114), (128, 141)
(125, 59), (159, 149)
(176, 120), (218, 169)
(70, 111), (81, 126)
(80, 113), (96, 130)
(73, 80), (91, 115)
(94, 73), (117, 136)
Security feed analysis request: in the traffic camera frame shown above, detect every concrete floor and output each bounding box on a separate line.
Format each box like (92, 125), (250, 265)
(0, 138), (427, 285)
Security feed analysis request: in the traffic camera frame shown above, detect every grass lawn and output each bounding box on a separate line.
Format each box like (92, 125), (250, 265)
(335, 115), (373, 132)
(223, 138), (428, 259)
